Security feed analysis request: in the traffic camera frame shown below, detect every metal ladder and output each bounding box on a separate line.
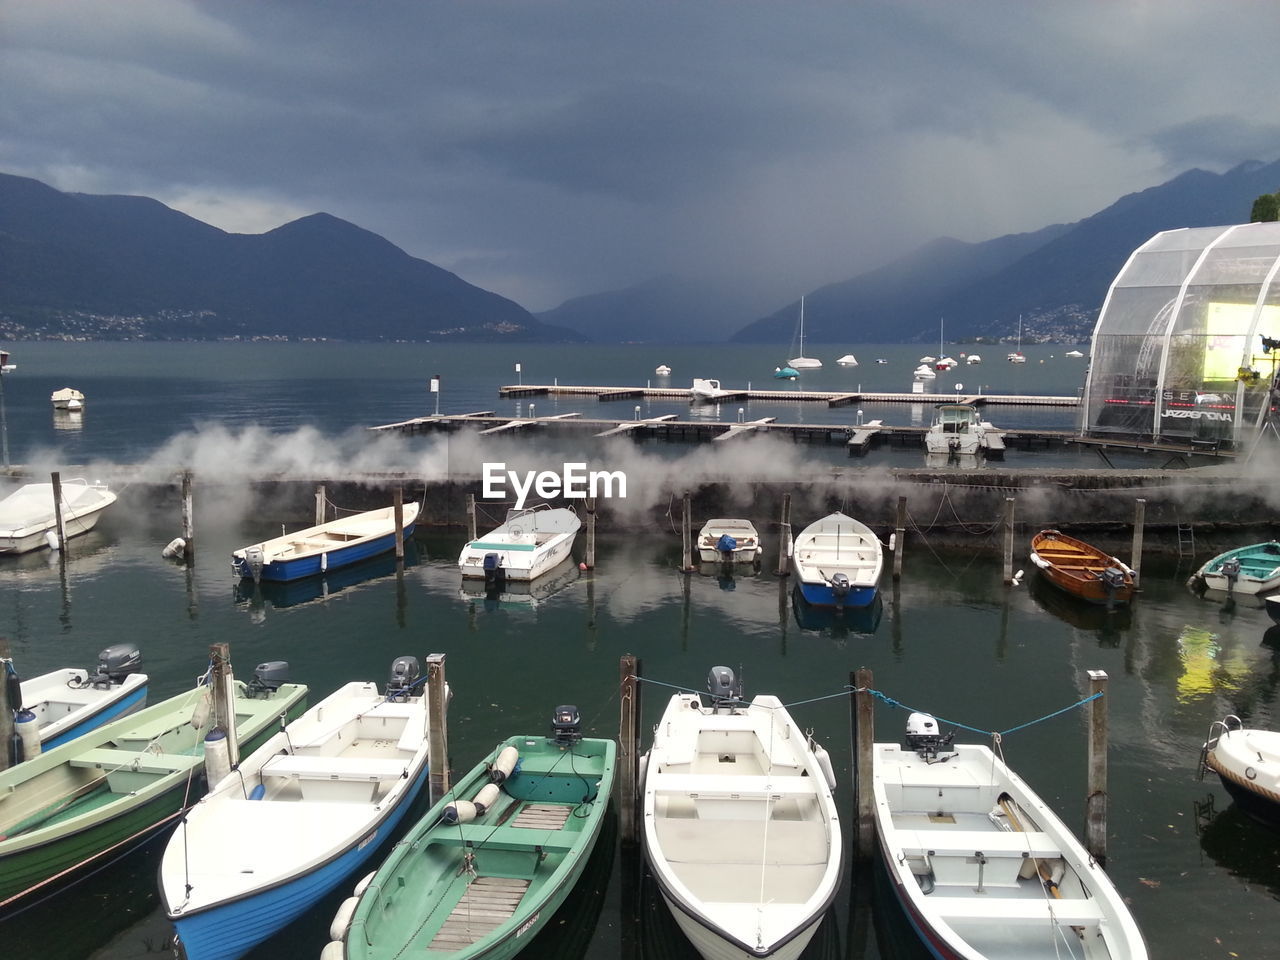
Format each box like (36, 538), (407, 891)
(1177, 522), (1196, 558)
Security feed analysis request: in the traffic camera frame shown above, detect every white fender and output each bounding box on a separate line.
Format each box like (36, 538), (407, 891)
(473, 782), (500, 815)
(814, 744), (837, 792)
(191, 686), (212, 730)
(161, 537), (187, 559)
(15, 710), (41, 761)
(490, 746), (519, 783)
(46, 530), (60, 551)
(203, 730), (231, 786)
(329, 896), (360, 942)
(321, 551), (328, 573)
(444, 799), (478, 824)
(353, 871), (376, 897)
(320, 941), (346, 960)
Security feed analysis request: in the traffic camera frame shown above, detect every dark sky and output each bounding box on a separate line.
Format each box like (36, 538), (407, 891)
(3, 1), (1278, 313)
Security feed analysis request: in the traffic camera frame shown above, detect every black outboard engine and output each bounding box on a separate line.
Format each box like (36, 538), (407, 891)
(89, 644), (142, 688)
(551, 704), (582, 745)
(386, 656), (421, 700)
(905, 712), (953, 760)
(483, 553), (505, 588)
(247, 661), (289, 697)
(830, 572), (851, 608)
(1221, 557), (1242, 594)
(1101, 566), (1127, 605)
(707, 665), (743, 713)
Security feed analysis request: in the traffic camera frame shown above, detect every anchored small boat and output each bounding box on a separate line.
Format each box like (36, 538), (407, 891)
(697, 518), (764, 565)
(1191, 541), (1280, 595)
(458, 505), (580, 584)
(1029, 529), (1135, 606)
(691, 377), (731, 401)
(0, 479), (117, 554)
(642, 667), (843, 960)
(1200, 715), (1280, 828)
(792, 511), (883, 609)
(836, 354), (858, 366)
(787, 296), (822, 370)
(10, 644), (148, 756)
(913, 364), (937, 381)
(0, 656), (307, 910)
(324, 708), (615, 960)
(874, 713), (1148, 960)
(656, 364), (672, 376)
(231, 502), (419, 582)
(49, 387), (84, 411)
(162, 657), (443, 960)
(773, 365), (799, 380)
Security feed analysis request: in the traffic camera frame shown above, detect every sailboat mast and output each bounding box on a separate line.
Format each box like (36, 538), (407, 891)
(800, 296), (805, 353)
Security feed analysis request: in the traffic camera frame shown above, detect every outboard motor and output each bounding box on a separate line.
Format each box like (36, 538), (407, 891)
(1101, 566), (1127, 606)
(716, 534), (738, 558)
(88, 644), (142, 688)
(244, 544), (266, 583)
(386, 656), (421, 700)
(482, 552), (505, 588)
(905, 712), (953, 760)
(247, 660), (289, 697)
(1221, 557), (1242, 594)
(830, 572), (852, 608)
(551, 704), (582, 746)
(707, 665), (743, 713)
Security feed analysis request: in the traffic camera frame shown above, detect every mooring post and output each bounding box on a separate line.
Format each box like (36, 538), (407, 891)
(315, 483), (327, 526)
(425, 653), (449, 801)
(585, 496), (597, 569)
(853, 667), (875, 860)
(465, 492), (477, 542)
(1002, 496), (1016, 585)
(209, 642), (239, 767)
(0, 637), (13, 771)
(1130, 498), (1146, 588)
(181, 471), (195, 564)
(893, 495), (907, 580)
(681, 493), (694, 572)
(50, 471), (66, 551)
(619, 654), (642, 844)
(1086, 669), (1109, 866)
(775, 492), (792, 577)
(393, 486), (405, 561)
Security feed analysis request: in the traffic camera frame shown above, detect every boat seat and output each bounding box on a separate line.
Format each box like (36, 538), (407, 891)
(429, 822), (579, 854)
(926, 895), (1106, 926)
(69, 748), (193, 775)
(899, 829), (1058, 860)
(261, 754), (408, 802)
(649, 773), (819, 799)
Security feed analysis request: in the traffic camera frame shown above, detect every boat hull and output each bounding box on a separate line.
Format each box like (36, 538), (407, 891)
(1029, 530), (1135, 606)
(458, 532), (576, 581)
(235, 523), (417, 582)
(0, 481), (116, 554)
(41, 680), (149, 751)
(796, 579), (877, 608)
(1193, 541), (1280, 595)
(659, 889), (822, 960)
(1204, 723), (1280, 829)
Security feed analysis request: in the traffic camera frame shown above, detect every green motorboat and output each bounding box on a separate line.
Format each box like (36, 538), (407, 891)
(325, 715), (615, 960)
(0, 657), (307, 910)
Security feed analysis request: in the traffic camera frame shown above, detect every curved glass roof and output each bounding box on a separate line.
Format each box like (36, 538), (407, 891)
(1081, 221), (1280, 447)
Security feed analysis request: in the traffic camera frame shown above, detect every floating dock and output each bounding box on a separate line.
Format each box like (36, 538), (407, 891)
(497, 383), (1078, 408)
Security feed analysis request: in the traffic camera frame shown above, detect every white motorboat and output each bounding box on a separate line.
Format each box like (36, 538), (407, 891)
(50, 387), (84, 411)
(935, 356), (958, 370)
(925, 404), (996, 457)
(792, 511), (883, 609)
(919, 355), (937, 364)
(656, 364), (672, 376)
(787, 296), (822, 369)
(15, 645), (148, 753)
(1200, 715), (1280, 828)
(161, 662), (440, 960)
(697, 518), (764, 565)
(913, 364), (937, 381)
(965, 354), (982, 364)
(836, 354), (858, 366)
(458, 504), (580, 583)
(0, 479), (117, 553)
(643, 667), (843, 960)
(875, 358), (888, 364)
(1065, 349), (1085, 358)
(691, 378), (730, 402)
(874, 713), (1149, 960)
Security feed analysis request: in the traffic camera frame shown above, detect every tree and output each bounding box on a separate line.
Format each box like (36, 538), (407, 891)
(1250, 192), (1280, 222)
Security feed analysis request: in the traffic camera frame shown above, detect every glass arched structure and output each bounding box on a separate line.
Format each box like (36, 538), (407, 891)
(1081, 222), (1280, 448)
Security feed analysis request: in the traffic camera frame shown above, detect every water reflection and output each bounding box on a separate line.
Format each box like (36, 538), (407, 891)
(1028, 572), (1132, 644)
(1197, 796), (1280, 900)
(52, 409), (84, 431)
(458, 557), (582, 611)
(792, 586), (884, 640)
(233, 540), (422, 615)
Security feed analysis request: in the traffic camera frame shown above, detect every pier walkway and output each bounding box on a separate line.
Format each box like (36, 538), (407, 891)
(498, 383), (1078, 408)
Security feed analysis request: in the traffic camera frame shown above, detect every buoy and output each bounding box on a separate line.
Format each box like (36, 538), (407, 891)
(354, 871), (376, 897)
(473, 782), (501, 815)
(248, 782), (266, 801)
(162, 537), (187, 560)
(814, 743), (837, 791)
(490, 746), (519, 783)
(320, 942), (346, 960)
(45, 530), (60, 551)
(329, 896), (360, 942)
(443, 799), (478, 824)
(203, 728), (231, 786)
(191, 686), (212, 730)
(14, 710), (40, 762)
(578, 561), (587, 571)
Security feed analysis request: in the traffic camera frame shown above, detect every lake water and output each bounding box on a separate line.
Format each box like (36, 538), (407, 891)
(0, 342), (1273, 960)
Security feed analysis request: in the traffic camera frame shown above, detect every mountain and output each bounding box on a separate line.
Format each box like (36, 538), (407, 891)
(730, 158), (1280, 344)
(536, 275), (770, 342)
(0, 173), (583, 342)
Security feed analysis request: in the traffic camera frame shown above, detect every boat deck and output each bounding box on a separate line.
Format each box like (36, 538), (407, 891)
(428, 877), (530, 950)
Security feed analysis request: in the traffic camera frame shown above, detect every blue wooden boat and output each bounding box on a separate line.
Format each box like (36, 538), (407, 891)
(791, 511), (883, 608)
(231, 503), (419, 582)
(13, 645), (148, 754)
(1192, 541), (1280, 595)
(161, 658), (441, 960)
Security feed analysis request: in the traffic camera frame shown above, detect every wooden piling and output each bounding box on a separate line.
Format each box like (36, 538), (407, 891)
(853, 667), (875, 860)
(681, 493), (694, 573)
(1002, 496), (1016, 585)
(1085, 669), (1109, 866)
(209, 643), (239, 767)
(0, 638), (13, 771)
(466, 493), (477, 542)
(619, 654), (642, 844)
(50, 471), (66, 551)
(775, 492), (792, 577)
(181, 471), (195, 563)
(893, 495), (907, 580)
(1130, 498), (1146, 588)
(585, 496), (597, 569)
(393, 486), (405, 561)
(315, 484), (327, 526)
(426, 653), (450, 801)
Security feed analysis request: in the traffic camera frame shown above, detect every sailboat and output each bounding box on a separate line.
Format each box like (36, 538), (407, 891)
(788, 296), (822, 369)
(1008, 314), (1027, 363)
(934, 317), (957, 369)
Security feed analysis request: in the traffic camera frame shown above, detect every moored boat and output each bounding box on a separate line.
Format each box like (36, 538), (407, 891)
(787, 296), (822, 369)
(874, 713), (1148, 960)
(1200, 715), (1280, 828)
(50, 387), (84, 410)
(0, 656), (307, 911)
(1191, 541), (1280, 595)
(0, 479), (117, 554)
(913, 364), (937, 381)
(161, 658), (443, 960)
(836, 354), (858, 366)
(231, 502), (419, 582)
(13, 644), (148, 754)
(697, 518), (764, 565)
(1029, 529), (1135, 606)
(324, 709), (615, 960)
(642, 667), (843, 960)
(691, 377), (730, 401)
(457, 504), (580, 583)
(773, 365), (799, 380)
(924, 404), (990, 458)
(792, 511), (883, 609)
(656, 364), (672, 376)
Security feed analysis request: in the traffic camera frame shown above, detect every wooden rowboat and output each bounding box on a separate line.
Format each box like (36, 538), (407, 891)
(1029, 530), (1134, 606)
